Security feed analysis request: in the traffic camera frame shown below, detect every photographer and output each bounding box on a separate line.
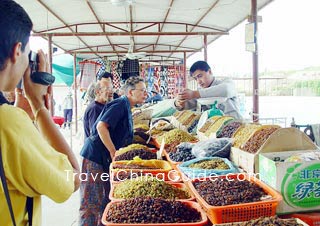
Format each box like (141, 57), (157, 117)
(0, 1), (80, 225)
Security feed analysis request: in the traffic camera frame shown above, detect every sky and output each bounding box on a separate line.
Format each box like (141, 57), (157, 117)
(188, 0), (320, 76)
(30, 0), (320, 77)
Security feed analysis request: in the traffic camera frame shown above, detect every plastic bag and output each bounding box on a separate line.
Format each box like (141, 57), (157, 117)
(285, 151), (320, 162)
(148, 99), (177, 118)
(191, 138), (233, 158)
(207, 100), (224, 118)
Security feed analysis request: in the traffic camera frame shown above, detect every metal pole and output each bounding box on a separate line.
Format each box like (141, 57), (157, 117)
(73, 54), (78, 133)
(252, 0), (259, 123)
(204, 34), (208, 62)
(47, 35), (55, 117)
(183, 51), (187, 88)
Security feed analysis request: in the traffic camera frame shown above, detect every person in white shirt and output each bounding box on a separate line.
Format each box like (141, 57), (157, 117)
(62, 92), (73, 128)
(175, 61), (243, 119)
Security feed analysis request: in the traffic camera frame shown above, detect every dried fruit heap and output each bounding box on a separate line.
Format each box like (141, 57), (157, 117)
(114, 149), (156, 161)
(193, 179), (268, 206)
(189, 158), (230, 170)
(106, 197), (202, 223)
(217, 216), (303, 226)
(113, 176), (190, 199)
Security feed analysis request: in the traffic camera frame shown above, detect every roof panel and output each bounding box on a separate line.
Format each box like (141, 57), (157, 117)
(16, 0), (274, 61)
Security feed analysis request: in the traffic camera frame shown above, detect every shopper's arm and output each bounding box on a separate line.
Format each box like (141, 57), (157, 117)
(96, 121), (117, 159)
(23, 50), (80, 191)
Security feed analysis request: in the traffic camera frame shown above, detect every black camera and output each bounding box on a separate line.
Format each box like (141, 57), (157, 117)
(29, 51), (39, 74)
(28, 51), (55, 85)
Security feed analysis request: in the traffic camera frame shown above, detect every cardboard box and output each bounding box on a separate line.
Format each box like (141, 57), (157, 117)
(284, 212), (320, 226)
(212, 218), (308, 226)
(259, 150), (320, 214)
(230, 127), (317, 173)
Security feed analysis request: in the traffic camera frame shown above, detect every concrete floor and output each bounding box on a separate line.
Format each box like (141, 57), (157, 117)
(42, 124), (83, 226)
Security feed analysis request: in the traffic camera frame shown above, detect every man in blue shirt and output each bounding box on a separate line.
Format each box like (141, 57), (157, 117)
(79, 76), (147, 226)
(83, 77), (114, 139)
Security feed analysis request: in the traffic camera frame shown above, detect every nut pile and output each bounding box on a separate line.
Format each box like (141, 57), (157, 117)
(217, 216), (304, 226)
(204, 117), (234, 136)
(217, 121), (243, 138)
(157, 128), (197, 144)
(165, 140), (185, 153)
(181, 113), (199, 125)
(242, 126), (279, 153)
(233, 124), (261, 148)
(168, 143), (196, 162)
(193, 179), (268, 206)
(113, 176), (190, 199)
(198, 119), (215, 133)
(106, 197), (202, 223)
(188, 158), (230, 170)
(176, 110), (193, 121)
(133, 123), (149, 131)
(112, 163), (160, 169)
(114, 149), (157, 161)
(116, 144), (149, 156)
(112, 171), (143, 181)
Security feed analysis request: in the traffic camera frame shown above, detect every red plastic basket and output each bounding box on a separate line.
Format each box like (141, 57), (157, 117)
(186, 174), (282, 224)
(101, 200), (208, 226)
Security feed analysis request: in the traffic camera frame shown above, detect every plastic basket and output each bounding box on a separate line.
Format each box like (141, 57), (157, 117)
(178, 157), (238, 179)
(186, 174), (282, 224)
(109, 181), (195, 201)
(101, 200), (208, 226)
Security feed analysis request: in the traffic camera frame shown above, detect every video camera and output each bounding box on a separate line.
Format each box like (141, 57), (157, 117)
(28, 51), (55, 85)
(29, 51), (39, 74)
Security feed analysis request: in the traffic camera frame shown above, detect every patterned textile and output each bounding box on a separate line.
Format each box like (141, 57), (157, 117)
(79, 61), (101, 90)
(111, 61), (121, 89)
(79, 158), (111, 226)
(96, 58), (106, 77)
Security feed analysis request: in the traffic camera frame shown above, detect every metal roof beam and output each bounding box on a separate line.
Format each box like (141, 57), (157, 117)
(86, 0), (116, 53)
(36, 0), (99, 58)
(168, 0), (221, 59)
(153, 0), (175, 52)
(36, 21), (226, 33)
(70, 50), (198, 54)
(33, 31), (228, 37)
(67, 43), (199, 52)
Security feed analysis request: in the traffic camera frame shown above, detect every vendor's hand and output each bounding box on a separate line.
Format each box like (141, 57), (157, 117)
(23, 49), (51, 113)
(178, 89), (199, 100)
(174, 99), (185, 109)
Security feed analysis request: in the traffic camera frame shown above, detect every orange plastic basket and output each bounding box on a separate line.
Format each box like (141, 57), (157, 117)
(101, 200), (208, 226)
(186, 174), (282, 224)
(109, 181), (195, 201)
